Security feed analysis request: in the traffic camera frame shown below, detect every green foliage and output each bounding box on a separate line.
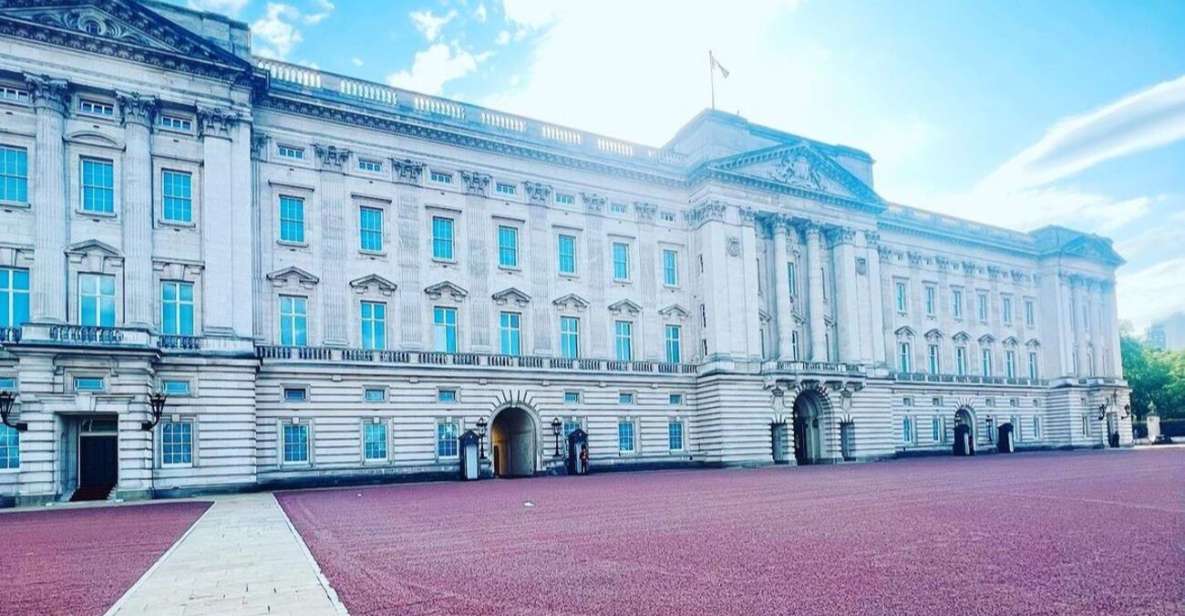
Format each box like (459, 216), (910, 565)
(1121, 335), (1185, 419)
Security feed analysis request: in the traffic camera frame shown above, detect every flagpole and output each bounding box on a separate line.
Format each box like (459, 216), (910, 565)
(709, 50), (716, 110)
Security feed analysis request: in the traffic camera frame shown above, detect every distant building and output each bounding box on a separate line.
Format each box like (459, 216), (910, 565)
(1147, 313), (1185, 351)
(0, 0), (1132, 507)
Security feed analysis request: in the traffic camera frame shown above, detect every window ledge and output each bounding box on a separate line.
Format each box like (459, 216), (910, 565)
(0, 200), (30, 209)
(359, 249), (388, 258)
(498, 265), (522, 272)
(76, 209), (117, 219)
(277, 239), (309, 249)
(432, 257), (458, 265)
(558, 273), (579, 280)
(158, 219), (196, 228)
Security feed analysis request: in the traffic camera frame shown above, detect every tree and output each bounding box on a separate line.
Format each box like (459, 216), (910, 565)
(1122, 335), (1185, 420)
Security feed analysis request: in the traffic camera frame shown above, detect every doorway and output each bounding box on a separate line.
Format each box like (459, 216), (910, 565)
(490, 407), (537, 477)
(953, 407), (975, 456)
(791, 390), (826, 465)
(74, 416), (119, 501)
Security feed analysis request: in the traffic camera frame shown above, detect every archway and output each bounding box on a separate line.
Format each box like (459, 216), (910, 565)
(953, 407), (975, 456)
(490, 407), (537, 477)
(791, 389), (827, 465)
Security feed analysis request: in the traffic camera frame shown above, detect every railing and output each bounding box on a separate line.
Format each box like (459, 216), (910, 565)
(47, 325), (126, 345)
(158, 335), (200, 350)
(889, 372), (1048, 387)
(255, 345), (699, 375)
(254, 57), (687, 168)
(0, 327), (19, 343)
(772, 361), (867, 376)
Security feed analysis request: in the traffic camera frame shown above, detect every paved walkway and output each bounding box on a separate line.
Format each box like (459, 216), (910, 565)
(107, 493), (346, 616)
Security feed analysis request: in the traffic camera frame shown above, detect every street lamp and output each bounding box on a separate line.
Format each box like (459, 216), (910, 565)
(0, 390), (26, 432)
(141, 391), (168, 431)
(551, 416), (563, 457)
(476, 416), (488, 459)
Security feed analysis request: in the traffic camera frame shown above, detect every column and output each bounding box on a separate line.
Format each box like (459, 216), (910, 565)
(1071, 276), (1088, 376)
(830, 226), (859, 362)
(26, 75), (69, 323)
(772, 217), (794, 359)
(865, 232), (886, 364)
(462, 171), (491, 352)
(118, 92), (156, 329)
(525, 182), (553, 355)
(315, 144), (350, 347)
(199, 108), (238, 336)
(803, 221), (827, 362)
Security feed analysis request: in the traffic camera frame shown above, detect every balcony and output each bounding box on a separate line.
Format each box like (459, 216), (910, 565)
(770, 361), (867, 377)
(255, 345), (698, 376)
(890, 372), (1048, 387)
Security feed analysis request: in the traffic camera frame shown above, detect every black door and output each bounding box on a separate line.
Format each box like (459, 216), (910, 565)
(793, 417), (809, 465)
(76, 435), (117, 501)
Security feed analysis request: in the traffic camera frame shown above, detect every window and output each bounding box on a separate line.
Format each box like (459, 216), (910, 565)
(437, 389), (457, 403)
(433, 306), (458, 353)
(364, 387), (386, 402)
(1005, 350), (1017, 378)
(956, 346), (968, 376)
(363, 422), (388, 461)
(610, 202), (628, 214)
(898, 342), (911, 373)
(0, 267), (30, 329)
(79, 99), (113, 116)
(1002, 297), (1013, 325)
(662, 249), (678, 286)
(0, 146), (28, 203)
(0, 86), (28, 104)
(557, 234), (576, 275)
(931, 416), (943, 442)
(499, 311), (521, 356)
(668, 419), (685, 451)
(81, 158), (114, 213)
(1032, 416), (1042, 440)
(618, 419), (636, 453)
(665, 325), (682, 364)
(161, 380), (190, 396)
(161, 170), (192, 223)
(660, 211), (676, 223)
(612, 242), (630, 281)
(283, 387), (307, 402)
(0, 424), (18, 469)
(614, 320), (633, 361)
(279, 296), (308, 347)
(791, 330), (801, 360)
(358, 159), (382, 173)
(159, 115), (192, 132)
(432, 216), (454, 260)
(497, 226), (518, 268)
(161, 420), (193, 466)
(282, 423), (309, 463)
(560, 316), (580, 358)
(977, 292), (988, 321)
(981, 348), (993, 376)
(927, 344), (940, 374)
(1024, 300), (1035, 327)
(74, 376), (104, 392)
(279, 196), (305, 242)
(555, 192), (575, 206)
(618, 392), (635, 405)
(277, 145), (304, 160)
(925, 286), (936, 316)
(952, 289), (964, 319)
(787, 262), (798, 298)
(1081, 414), (1091, 437)
(1028, 352), (1039, 380)
(821, 269), (828, 300)
(495, 182), (516, 196)
(895, 281), (908, 313)
(902, 416), (914, 444)
(563, 391), (580, 404)
(359, 206), (383, 252)
(670, 393), (684, 405)
(360, 301), (386, 350)
(563, 418), (582, 436)
(700, 304), (707, 328)
(79, 273), (115, 327)
(430, 170), (453, 184)
(160, 281), (195, 336)
(436, 421), (458, 457)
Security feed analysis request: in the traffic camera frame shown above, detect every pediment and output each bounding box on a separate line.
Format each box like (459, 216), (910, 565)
(552, 293), (589, 311)
(924, 328), (944, 340)
(424, 280), (468, 301)
(707, 142), (881, 204)
(66, 239), (121, 258)
(608, 299), (642, 315)
(1002, 336), (1020, 347)
(349, 274), (397, 295)
(1025, 338), (1041, 348)
(894, 326), (916, 338)
(267, 266), (319, 287)
(0, 1), (253, 81)
(491, 287), (531, 307)
(952, 331), (971, 343)
(978, 334), (996, 345)
(659, 304), (689, 320)
(758, 308), (772, 323)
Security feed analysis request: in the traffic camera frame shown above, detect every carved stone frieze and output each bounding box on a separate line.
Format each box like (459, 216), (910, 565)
(460, 170), (492, 196)
(391, 159), (425, 184)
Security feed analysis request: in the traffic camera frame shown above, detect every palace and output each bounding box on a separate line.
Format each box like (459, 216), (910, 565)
(0, 0), (1131, 506)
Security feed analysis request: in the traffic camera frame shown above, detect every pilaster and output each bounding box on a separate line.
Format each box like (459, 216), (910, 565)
(865, 231), (886, 364)
(828, 225), (859, 362)
(26, 74), (69, 323)
(314, 143), (351, 346)
(462, 171), (492, 352)
(198, 107), (239, 336)
(802, 221), (827, 361)
(772, 217), (794, 359)
(117, 92), (157, 329)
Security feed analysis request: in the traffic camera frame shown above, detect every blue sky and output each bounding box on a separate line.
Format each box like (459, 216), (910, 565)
(181, 0), (1185, 329)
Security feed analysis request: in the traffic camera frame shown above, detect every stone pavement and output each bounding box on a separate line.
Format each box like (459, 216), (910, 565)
(106, 493), (347, 616)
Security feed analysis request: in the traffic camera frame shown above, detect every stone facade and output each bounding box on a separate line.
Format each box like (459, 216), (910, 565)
(0, 0), (1132, 506)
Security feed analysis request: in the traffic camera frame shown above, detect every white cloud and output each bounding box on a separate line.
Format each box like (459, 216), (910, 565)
(386, 44), (483, 95)
(410, 9), (457, 43)
(186, 0), (248, 16)
(475, 2), (488, 23)
(351, 57), (364, 67)
(252, 3), (303, 59)
(1118, 256), (1185, 330)
(495, 30), (511, 45)
(304, 0), (335, 25)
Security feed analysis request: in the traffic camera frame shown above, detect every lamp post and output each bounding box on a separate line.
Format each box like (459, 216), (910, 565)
(0, 390), (26, 432)
(476, 416), (488, 459)
(551, 416), (563, 457)
(141, 391), (168, 431)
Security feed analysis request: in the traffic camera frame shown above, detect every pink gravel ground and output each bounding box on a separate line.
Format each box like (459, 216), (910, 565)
(279, 449), (1185, 616)
(1, 501), (211, 616)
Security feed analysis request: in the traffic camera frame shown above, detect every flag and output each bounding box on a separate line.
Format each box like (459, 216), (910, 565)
(710, 51), (730, 79)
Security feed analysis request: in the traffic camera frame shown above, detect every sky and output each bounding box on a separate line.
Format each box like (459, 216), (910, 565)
(180, 0), (1185, 330)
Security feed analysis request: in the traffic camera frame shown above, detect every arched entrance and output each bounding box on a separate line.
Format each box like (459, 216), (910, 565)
(791, 390), (827, 465)
(953, 407), (975, 456)
(490, 407), (537, 477)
